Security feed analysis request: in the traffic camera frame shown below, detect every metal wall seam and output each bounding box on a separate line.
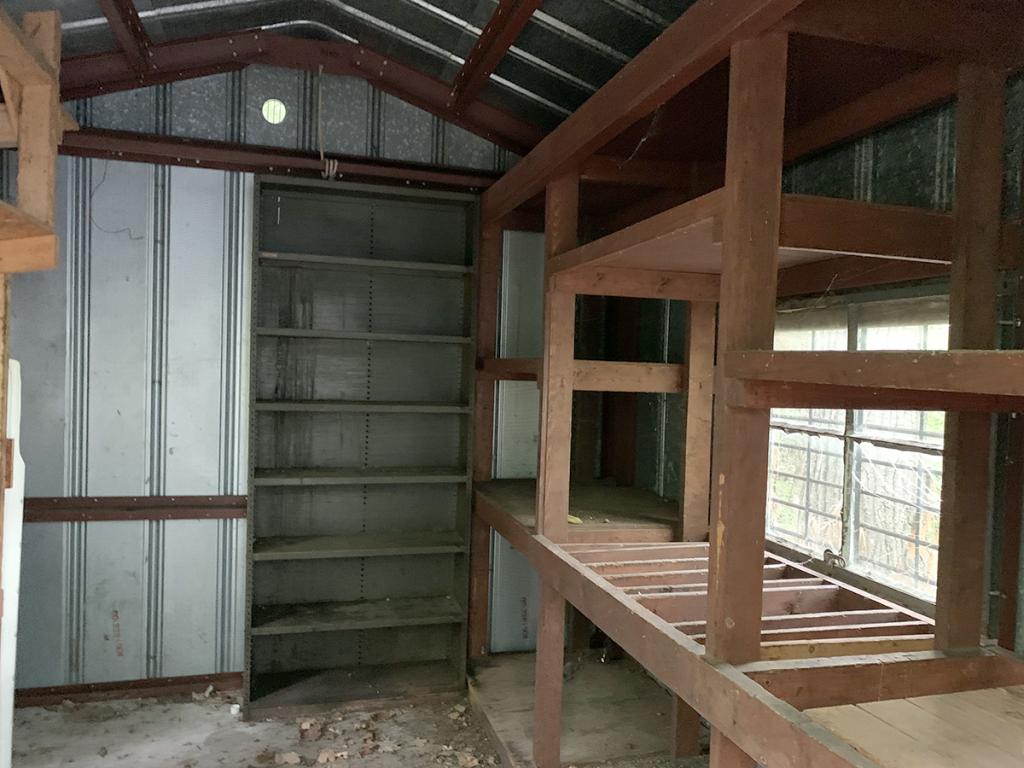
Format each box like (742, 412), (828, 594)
(144, 162), (172, 679)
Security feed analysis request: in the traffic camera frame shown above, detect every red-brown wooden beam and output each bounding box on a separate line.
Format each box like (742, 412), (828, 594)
(447, 0), (542, 112)
(60, 31), (542, 155)
(96, 0), (153, 72)
(59, 128), (498, 191)
(24, 496), (247, 523)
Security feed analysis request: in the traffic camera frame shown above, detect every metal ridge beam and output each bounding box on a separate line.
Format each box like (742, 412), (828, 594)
(59, 128), (499, 191)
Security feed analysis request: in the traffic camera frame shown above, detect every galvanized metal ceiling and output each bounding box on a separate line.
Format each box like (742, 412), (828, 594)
(1, 0), (694, 130)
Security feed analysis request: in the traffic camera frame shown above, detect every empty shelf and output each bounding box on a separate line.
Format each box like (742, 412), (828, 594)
(249, 660), (463, 710)
(253, 466), (470, 486)
(253, 531), (467, 561)
(259, 251), (472, 276)
(251, 595), (465, 635)
(256, 327), (472, 344)
(254, 400), (471, 414)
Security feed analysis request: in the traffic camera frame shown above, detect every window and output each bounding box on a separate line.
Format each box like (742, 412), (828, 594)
(766, 295), (949, 600)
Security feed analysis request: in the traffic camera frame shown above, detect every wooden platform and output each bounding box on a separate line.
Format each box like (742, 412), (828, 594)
(474, 480), (679, 543)
(545, 191), (996, 277)
(563, 541), (933, 660)
(808, 686), (1024, 767)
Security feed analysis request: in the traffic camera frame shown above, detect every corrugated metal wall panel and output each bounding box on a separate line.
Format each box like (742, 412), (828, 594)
(7, 157), (252, 687)
(76, 65), (510, 173)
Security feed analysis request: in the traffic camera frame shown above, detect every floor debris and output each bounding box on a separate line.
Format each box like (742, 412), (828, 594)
(13, 688), (706, 767)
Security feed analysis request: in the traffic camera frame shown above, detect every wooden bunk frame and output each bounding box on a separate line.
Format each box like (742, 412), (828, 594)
(470, 1), (1024, 766)
(0, 9), (74, 649)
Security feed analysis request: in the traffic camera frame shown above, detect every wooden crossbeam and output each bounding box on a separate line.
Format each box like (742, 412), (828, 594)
(675, 608), (909, 634)
(742, 650), (1024, 711)
(759, 634), (935, 661)
(608, 563), (788, 588)
(552, 267), (720, 301)
(642, 584), (841, 624)
(479, 357), (540, 380)
(780, 0), (1024, 66)
(591, 557), (710, 575)
(571, 543), (707, 563)
(627, 576), (825, 597)
(447, 0), (541, 111)
(784, 62), (959, 163)
(723, 350), (1024, 409)
(573, 360), (686, 393)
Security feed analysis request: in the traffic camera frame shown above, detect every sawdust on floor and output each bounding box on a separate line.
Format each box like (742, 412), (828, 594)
(11, 690), (707, 768)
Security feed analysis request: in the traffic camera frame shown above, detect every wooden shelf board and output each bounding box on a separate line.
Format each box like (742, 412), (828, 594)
(253, 466), (469, 486)
(254, 400), (470, 414)
(253, 531), (466, 561)
(251, 595), (464, 635)
(0, 200), (57, 272)
(724, 350), (1024, 411)
(256, 327), (472, 345)
(548, 191), (964, 277)
(248, 660), (462, 710)
(259, 251), (472, 276)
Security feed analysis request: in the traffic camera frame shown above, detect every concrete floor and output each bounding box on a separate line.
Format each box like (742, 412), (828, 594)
(11, 684), (707, 768)
(469, 653), (709, 768)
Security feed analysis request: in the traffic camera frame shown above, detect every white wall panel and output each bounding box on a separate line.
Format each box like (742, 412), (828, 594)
(9, 159), (252, 688)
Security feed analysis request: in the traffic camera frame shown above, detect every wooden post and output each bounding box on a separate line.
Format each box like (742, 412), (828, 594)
(672, 300), (717, 756)
(473, 222), (502, 483)
(934, 65), (1006, 650)
(468, 222), (502, 657)
(467, 512), (492, 657)
(671, 693), (702, 758)
(682, 301), (717, 541)
(706, 32), (788, 768)
(535, 173), (579, 540)
(533, 581), (566, 768)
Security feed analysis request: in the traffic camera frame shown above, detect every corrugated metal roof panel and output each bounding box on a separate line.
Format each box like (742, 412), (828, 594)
(5, 0), (688, 133)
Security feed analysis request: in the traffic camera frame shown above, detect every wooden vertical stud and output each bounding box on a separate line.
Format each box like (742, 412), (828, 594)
(670, 693), (702, 758)
(682, 300), (716, 541)
(473, 222), (502, 483)
(467, 512), (492, 658)
(706, 32), (788, 768)
(672, 301), (716, 757)
(533, 581), (565, 768)
(469, 223), (501, 657)
(934, 64), (1006, 651)
(535, 173), (579, 541)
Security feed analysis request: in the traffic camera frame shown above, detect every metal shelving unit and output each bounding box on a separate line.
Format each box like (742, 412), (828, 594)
(246, 179), (476, 710)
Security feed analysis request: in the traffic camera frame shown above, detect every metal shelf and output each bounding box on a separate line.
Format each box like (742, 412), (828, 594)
(254, 400), (470, 415)
(253, 466), (470, 487)
(259, 251), (472, 276)
(256, 327), (472, 345)
(253, 531), (467, 561)
(251, 596), (465, 636)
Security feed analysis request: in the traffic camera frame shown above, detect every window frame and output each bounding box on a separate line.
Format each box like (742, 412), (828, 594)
(765, 285), (950, 602)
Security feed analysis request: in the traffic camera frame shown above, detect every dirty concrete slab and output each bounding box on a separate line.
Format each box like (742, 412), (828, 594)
(11, 689), (707, 768)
